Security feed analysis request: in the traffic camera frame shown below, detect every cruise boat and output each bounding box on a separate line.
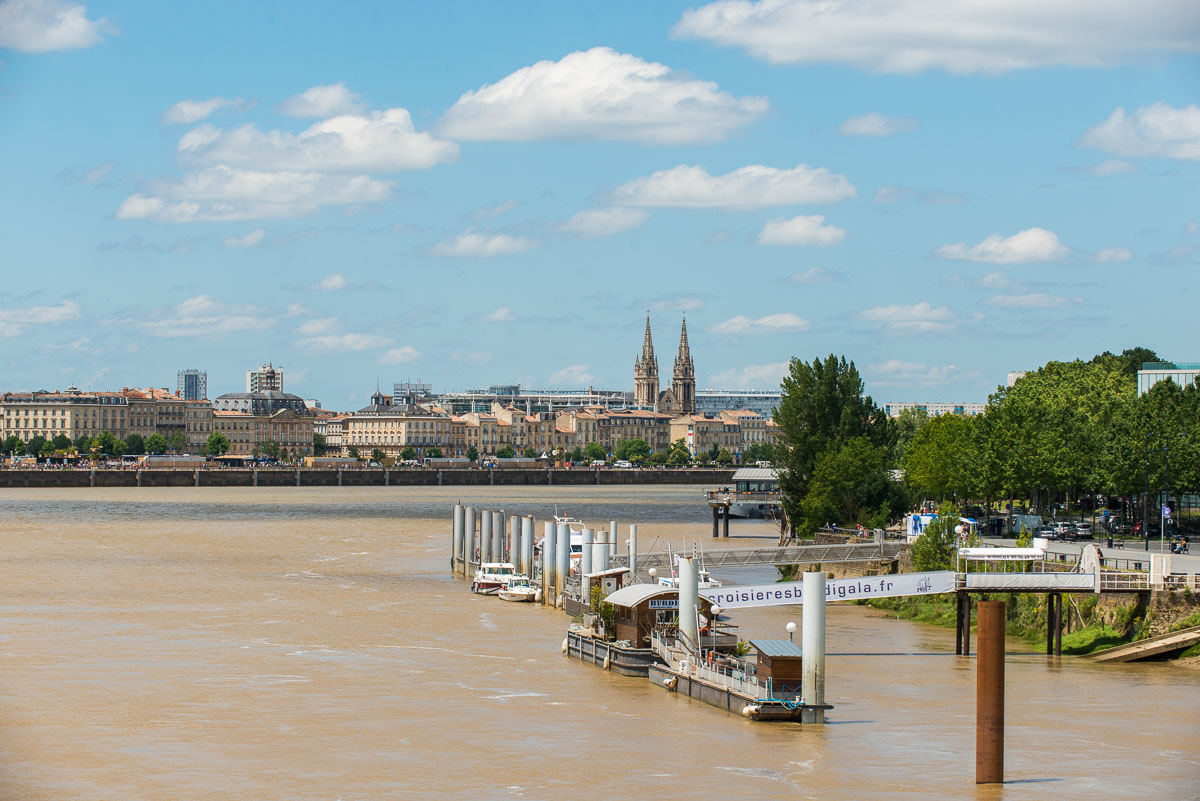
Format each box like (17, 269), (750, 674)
(471, 563), (516, 595)
(497, 576), (538, 603)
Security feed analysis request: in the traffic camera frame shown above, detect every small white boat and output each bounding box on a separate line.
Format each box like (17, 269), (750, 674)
(657, 567), (723, 589)
(472, 562), (516, 595)
(497, 576), (538, 602)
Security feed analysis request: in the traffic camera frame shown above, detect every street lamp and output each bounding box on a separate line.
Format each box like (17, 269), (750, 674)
(786, 621), (797, 642)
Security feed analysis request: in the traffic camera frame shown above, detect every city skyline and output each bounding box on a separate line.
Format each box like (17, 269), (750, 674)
(1, 1), (1196, 410)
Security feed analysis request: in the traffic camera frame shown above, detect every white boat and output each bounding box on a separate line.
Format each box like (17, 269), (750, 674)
(497, 576), (538, 602)
(472, 562), (516, 595)
(657, 567), (723, 589)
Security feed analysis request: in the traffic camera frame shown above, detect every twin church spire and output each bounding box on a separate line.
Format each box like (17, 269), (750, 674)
(634, 314), (695, 415)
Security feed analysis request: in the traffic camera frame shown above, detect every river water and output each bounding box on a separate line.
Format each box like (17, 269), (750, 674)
(0, 486), (1195, 800)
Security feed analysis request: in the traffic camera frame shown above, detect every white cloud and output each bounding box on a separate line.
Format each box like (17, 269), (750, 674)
(710, 362), (789, 388)
(0, 0), (111, 53)
(559, 207), (650, 238)
(978, 270), (1015, 288)
(433, 231), (537, 258)
(115, 166), (392, 222)
(1081, 103), (1200, 160)
(298, 333), (392, 351)
(178, 109), (459, 173)
(612, 163), (855, 209)
(860, 301), (956, 334)
(874, 185), (964, 205)
(838, 113), (917, 136)
(550, 364), (595, 386)
(284, 302), (309, 317)
(380, 346), (421, 364)
(1084, 159), (1138, 176)
(296, 317), (339, 335)
(0, 299), (81, 337)
(279, 82), (365, 117)
(482, 307), (516, 322)
(711, 312), (810, 334)
(316, 273), (347, 291)
(985, 293), (1082, 308)
(935, 228), (1068, 264)
(470, 200), (520, 221)
(783, 268), (839, 285)
(758, 214), (846, 246)
(163, 97), (242, 125)
(130, 295), (273, 338)
(868, 360), (959, 385)
(223, 228), (265, 248)
(438, 46), (768, 144)
(1091, 247), (1132, 263)
(672, 0), (1199, 74)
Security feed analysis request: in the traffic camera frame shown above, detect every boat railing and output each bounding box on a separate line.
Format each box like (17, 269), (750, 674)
(705, 489), (781, 503)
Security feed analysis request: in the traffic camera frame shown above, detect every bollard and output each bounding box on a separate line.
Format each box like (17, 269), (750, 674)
(480, 510), (493, 564)
(493, 511), (505, 563)
(801, 571), (826, 723)
(677, 556), (699, 648)
(609, 521), (618, 560)
(596, 532), (610, 572)
(520, 516), (534, 576)
(581, 528), (595, 577)
(509, 515), (520, 567)
(465, 506), (477, 573)
(543, 521), (557, 605)
(628, 524), (638, 576)
(452, 504), (464, 573)
(555, 523), (570, 607)
(976, 600), (1005, 784)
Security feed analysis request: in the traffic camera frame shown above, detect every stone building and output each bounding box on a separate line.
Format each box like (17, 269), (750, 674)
(0, 388), (129, 445)
(633, 315), (695, 415)
(212, 409), (313, 457)
(123, 387), (214, 452)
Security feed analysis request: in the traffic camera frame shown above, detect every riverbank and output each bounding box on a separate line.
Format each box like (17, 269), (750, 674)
(863, 590), (1200, 664)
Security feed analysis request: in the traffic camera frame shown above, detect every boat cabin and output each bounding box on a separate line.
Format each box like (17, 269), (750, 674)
(602, 585), (716, 649)
(750, 639), (804, 698)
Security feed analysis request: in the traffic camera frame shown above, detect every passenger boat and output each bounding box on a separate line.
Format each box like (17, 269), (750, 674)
(497, 576), (538, 603)
(471, 562), (516, 595)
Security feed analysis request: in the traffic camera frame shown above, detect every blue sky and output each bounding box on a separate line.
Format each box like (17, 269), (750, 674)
(1, 0), (1197, 409)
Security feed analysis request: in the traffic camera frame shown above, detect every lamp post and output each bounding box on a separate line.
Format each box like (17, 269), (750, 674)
(786, 621), (797, 642)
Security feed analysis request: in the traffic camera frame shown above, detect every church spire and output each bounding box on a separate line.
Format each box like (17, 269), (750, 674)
(674, 315), (693, 372)
(671, 315), (696, 415)
(634, 313), (660, 408)
(640, 313), (657, 368)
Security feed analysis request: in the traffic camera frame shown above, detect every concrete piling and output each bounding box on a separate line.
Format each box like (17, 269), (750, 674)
(452, 504), (464, 572)
(609, 521), (618, 560)
(581, 528), (594, 577)
(508, 516), (520, 568)
(492, 511), (504, 563)
(628, 524), (638, 576)
(555, 523), (570, 607)
(801, 572), (826, 723)
(480, 511), (493, 564)
(976, 600), (1006, 784)
(543, 521), (557, 605)
(465, 506), (476, 572)
(520, 516), (534, 576)
(597, 532), (611, 572)
(677, 556), (699, 648)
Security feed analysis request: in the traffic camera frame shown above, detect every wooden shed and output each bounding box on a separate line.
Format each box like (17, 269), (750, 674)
(750, 639), (804, 698)
(603, 585), (714, 649)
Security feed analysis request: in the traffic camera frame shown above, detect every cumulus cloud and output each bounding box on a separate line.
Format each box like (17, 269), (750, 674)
(223, 228), (265, 248)
(710, 362), (789, 388)
(115, 166), (391, 222)
(298, 333), (392, 351)
(710, 312), (810, 334)
(757, 214), (846, 246)
(1080, 103), (1200, 160)
(380, 346), (421, 364)
(129, 295), (273, 338)
(672, 0), (1199, 74)
(470, 199), (520, 221)
(433, 231), (537, 258)
(438, 46), (768, 144)
(1091, 247), (1132, 263)
(860, 301), (956, 334)
(296, 317), (339, 335)
(482, 307), (516, 322)
(279, 82), (365, 117)
(935, 228), (1068, 264)
(558, 207), (650, 238)
(985, 293), (1082, 308)
(0, 299), (81, 337)
(838, 113), (917, 136)
(163, 97), (243, 125)
(612, 163), (855, 209)
(315, 273), (347, 291)
(0, 0), (112, 53)
(550, 364), (595, 386)
(868, 360), (959, 385)
(178, 109), (459, 173)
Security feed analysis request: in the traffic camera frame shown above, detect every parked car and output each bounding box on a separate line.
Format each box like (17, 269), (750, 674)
(1035, 525), (1059, 541)
(1074, 522), (1094, 540)
(589, 459), (607, 467)
(612, 460), (633, 469)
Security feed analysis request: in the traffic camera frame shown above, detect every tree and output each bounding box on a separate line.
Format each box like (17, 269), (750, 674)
(889, 406), (928, 468)
(112, 439), (128, 457)
(1, 435), (23, 456)
(716, 447), (734, 466)
(523, 446), (537, 458)
(261, 439), (282, 460)
(93, 431), (119, 455)
(496, 444), (516, 458)
(74, 434), (92, 454)
(799, 437), (902, 534)
(708, 443), (720, 461)
(426, 447), (443, 458)
(466, 446), (479, 461)
(400, 446), (417, 461)
(614, 438), (651, 464)
(667, 438), (691, 465)
(205, 432), (231, 457)
(51, 433), (72, 452)
(743, 442), (778, 464)
(144, 433), (167, 455)
(569, 446), (584, 462)
(911, 502), (961, 572)
(584, 442), (606, 461)
(167, 432), (186, 454)
(40, 440), (55, 457)
(648, 449), (669, 465)
(124, 433), (145, 455)
(313, 432), (328, 456)
(371, 448), (386, 463)
(347, 445), (360, 459)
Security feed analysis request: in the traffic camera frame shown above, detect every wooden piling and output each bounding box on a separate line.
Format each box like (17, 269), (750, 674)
(976, 600), (1005, 784)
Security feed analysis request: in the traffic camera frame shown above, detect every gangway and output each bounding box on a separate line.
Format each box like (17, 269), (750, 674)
(610, 542), (904, 575)
(1086, 624), (1200, 663)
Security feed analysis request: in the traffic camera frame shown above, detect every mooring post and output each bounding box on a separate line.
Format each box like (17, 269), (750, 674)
(628, 524), (638, 576)
(90, 467), (96, 487)
(464, 506), (476, 574)
(1055, 593), (1063, 657)
(384, 469), (389, 487)
(976, 600), (1005, 784)
(581, 528), (594, 578)
(543, 521), (556, 605)
(480, 510), (493, 564)
(955, 592), (964, 656)
(598, 532), (611, 572)
(253, 468), (258, 487)
(609, 521), (618, 560)
(712, 505), (720, 538)
(801, 571), (827, 723)
(452, 504), (464, 573)
(492, 511), (504, 562)
(1046, 594), (1054, 656)
(521, 516), (534, 577)
(555, 523), (570, 607)
(722, 505), (730, 538)
(295, 468), (300, 487)
(338, 469), (343, 487)
(194, 469), (200, 488)
(508, 515), (519, 566)
(136, 469), (142, 488)
(677, 556), (700, 648)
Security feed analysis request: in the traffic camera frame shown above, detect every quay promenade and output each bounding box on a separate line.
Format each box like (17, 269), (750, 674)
(0, 466), (733, 489)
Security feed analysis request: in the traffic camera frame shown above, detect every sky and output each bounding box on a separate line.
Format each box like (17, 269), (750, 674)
(0, 0), (1197, 410)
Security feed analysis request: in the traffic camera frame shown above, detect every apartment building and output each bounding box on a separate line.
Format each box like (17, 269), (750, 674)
(212, 409), (314, 457)
(0, 387), (129, 444)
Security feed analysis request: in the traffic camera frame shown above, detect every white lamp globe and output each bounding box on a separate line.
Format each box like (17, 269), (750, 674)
(954, 524), (964, 536)
(648, 567), (657, 577)
(785, 621), (797, 634)
(711, 605), (723, 615)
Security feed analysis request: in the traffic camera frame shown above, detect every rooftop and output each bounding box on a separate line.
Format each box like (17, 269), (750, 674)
(749, 639), (803, 658)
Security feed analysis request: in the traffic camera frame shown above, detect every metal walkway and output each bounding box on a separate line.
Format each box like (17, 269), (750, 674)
(1087, 624), (1200, 663)
(610, 542), (905, 572)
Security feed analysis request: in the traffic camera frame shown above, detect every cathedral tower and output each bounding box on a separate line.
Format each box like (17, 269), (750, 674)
(671, 316), (696, 415)
(633, 314), (659, 409)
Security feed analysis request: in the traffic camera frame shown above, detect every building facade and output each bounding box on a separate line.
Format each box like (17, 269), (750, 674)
(1137, 362), (1200, 395)
(0, 388), (129, 445)
(212, 409), (314, 457)
(124, 387), (214, 452)
(882, 402), (986, 418)
(177, 369), (208, 401)
(695, 389), (782, 418)
(213, 391), (309, 416)
(246, 363), (284, 393)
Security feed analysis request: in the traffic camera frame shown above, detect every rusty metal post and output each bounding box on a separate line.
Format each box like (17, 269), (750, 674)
(1046, 594), (1054, 656)
(712, 505), (719, 538)
(722, 505), (730, 538)
(976, 599), (1005, 784)
(1055, 593), (1063, 657)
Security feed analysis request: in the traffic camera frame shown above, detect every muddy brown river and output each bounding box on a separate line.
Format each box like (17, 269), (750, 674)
(0, 486), (1195, 800)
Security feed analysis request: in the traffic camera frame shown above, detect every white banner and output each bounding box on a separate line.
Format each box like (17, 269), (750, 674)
(699, 571), (956, 609)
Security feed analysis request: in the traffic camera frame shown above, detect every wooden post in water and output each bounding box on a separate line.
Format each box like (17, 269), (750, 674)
(976, 600), (1005, 784)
